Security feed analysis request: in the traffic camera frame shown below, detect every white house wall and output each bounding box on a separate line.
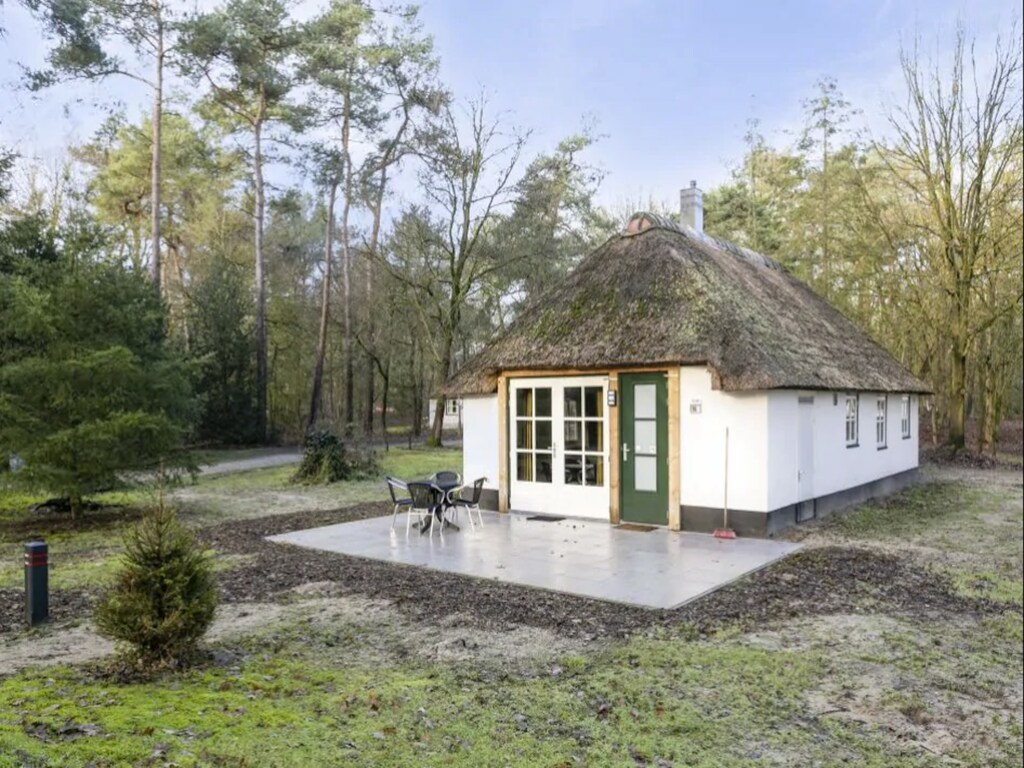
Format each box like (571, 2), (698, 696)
(679, 367), (771, 513)
(461, 395), (499, 490)
(766, 391), (919, 511)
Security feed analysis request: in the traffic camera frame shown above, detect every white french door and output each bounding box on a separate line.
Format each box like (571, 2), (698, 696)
(509, 376), (610, 520)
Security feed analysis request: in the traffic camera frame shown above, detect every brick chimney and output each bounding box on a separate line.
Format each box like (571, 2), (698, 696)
(680, 180), (703, 233)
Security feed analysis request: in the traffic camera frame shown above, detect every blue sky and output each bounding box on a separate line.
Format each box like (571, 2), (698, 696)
(1, 0), (1019, 209)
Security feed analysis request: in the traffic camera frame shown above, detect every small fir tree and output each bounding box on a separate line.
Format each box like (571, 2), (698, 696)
(95, 503), (217, 669)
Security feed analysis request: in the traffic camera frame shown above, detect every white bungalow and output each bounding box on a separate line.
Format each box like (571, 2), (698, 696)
(426, 397), (462, 432)
(441, 185), (928, 536)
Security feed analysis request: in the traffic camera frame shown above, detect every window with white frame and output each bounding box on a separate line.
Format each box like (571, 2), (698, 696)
(876, 395), (887, 448)
(900, 395), (911, 439)
(445, 399), (459, 417)
(845, 394), (859, 447)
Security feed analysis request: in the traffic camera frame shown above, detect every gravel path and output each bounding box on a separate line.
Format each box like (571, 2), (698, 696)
(199, 450), (302, 476)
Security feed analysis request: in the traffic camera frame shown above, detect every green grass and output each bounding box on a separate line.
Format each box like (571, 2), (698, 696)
(0, 629), (945, 768)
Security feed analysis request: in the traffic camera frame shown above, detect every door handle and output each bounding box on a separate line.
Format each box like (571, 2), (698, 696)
(622, 443), (630, 462)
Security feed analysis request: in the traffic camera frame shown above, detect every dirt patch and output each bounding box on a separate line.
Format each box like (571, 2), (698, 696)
(0, 505), (142, 543)
(3, 490), (1013, 651)
(198, 503), (1008, 640)
(245, 587), (588, 668)
(0, 587), (98, 635)
(0, 591), (584, 677)
(0, 622), (113, 675)
(1, 503), (1010, 642)
(674, 546), (1010, 634)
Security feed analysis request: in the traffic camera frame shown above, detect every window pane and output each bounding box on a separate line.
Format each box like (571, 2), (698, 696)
(584, 387), (603, 419)
(846, 397), (855, 418)
(564, 387), (582, 418)
(564, 454), (583, 485)
(585, 420), (603, 452)
(516, 389), (532, 418)
(516, 420), (533, 449)
(634, 420), (657, 455)
(536, 453), (553, 483)
(634, 455), (657, 492)
(585, 455), (604, 487)
(564, 420), (583, 451)
(634, 384), (656, 419)
(535, 387), (552, 418)
(516, 452), (533, 482)
(536, 420), (552, 450)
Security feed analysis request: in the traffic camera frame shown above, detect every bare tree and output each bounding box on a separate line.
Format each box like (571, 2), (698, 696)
(882, 25), (1023, 449)
(389, 97), (527, 446)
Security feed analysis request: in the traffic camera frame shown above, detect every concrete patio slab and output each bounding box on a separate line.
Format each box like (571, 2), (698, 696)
(267, 513), (802, 609)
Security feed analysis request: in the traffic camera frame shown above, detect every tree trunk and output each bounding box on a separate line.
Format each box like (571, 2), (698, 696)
(411, 336), (424, 438)
(308, 181), (338, 432)
(380, 359), (390, 451)
(363, 370), (374, 436)
(70, 494), (82, 522)
(429, 327), (454, 446)
(253, 114), (268, 443)
(947, 276), (972, 451)
(340, 94), (354, 430)
(167, 239), (190, 352)
(150, 12), (164, 293)
(948, 346), (968, 450)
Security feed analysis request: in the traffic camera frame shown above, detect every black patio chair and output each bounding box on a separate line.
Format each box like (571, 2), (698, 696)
(452, 477), (486, 530)
(386, 476), (414, 532)
(406, 481), (445, 537)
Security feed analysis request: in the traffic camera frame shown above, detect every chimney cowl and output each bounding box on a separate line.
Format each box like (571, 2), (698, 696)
(680, 180), (703, 233)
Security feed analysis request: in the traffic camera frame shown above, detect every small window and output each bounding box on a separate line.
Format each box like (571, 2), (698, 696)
(845, 394), (859, 447)
(445, 399), (459, 416)
(876, 395), (887, 449)
(900, 395), (911, 439)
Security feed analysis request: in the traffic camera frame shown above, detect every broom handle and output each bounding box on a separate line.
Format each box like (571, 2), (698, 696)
(723, 427), (729, 529)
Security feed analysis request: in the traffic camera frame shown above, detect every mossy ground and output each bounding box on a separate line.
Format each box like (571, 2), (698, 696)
(0, 462), (1020, 766)
(0, 627), (954, 768)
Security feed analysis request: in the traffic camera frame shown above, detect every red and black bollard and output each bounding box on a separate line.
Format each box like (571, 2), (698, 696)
(24, 540), (49, 626)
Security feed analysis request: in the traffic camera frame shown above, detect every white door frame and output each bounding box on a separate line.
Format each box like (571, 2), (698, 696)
(509, 376), (610, 520)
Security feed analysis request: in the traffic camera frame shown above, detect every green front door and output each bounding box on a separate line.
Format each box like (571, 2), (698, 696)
(619, 373), (669, 525)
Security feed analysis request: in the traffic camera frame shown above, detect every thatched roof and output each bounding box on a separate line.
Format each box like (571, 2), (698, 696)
(442, 214), (929, 396)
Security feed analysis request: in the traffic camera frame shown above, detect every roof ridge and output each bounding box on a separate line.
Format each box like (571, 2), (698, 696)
(624, 211), (782, 272)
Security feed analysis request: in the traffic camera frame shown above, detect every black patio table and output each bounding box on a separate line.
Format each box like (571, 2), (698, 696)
(418, 478), (461, 534)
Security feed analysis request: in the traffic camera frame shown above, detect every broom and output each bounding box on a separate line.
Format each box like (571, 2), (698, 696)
(714, 426), (737, 539)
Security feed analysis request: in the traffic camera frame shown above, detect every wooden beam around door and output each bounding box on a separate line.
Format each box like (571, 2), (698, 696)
(497, 374), (509, 513)
(608, 371), (620, 525)
(667, 368), (681, 531)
